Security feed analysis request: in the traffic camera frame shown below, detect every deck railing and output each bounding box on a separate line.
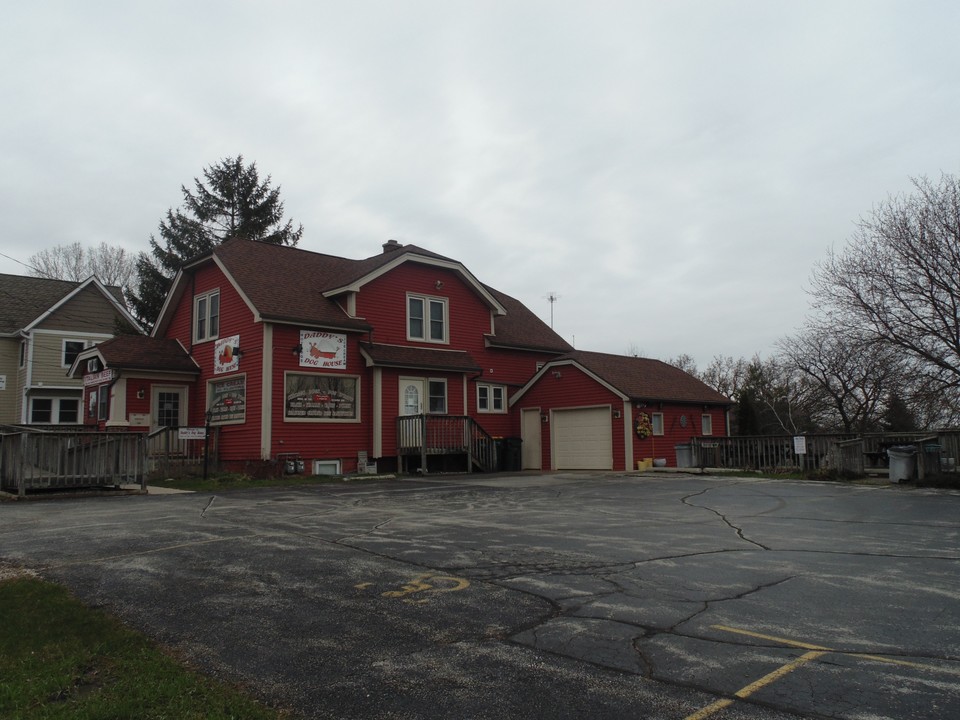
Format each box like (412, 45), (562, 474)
(396, 415), (497, 473)
(0, 429), (147, 496)
(145, 426), (220, 475)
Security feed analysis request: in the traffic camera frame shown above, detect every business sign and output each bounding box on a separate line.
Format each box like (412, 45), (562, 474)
(299, 330), (347, 369)
(793, 436), (807, 455)
(178, 427), (207, 440)
(285, 373), (358, 420)
(84, 368), (116, 386)
(214, 334), (241, 375)
(209, 375), (246, 424)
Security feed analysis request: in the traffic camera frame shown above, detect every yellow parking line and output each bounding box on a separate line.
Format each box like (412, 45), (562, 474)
(683, 650), (825, 720)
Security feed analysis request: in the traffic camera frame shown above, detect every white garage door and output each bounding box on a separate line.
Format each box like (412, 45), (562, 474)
(553, 407), (612, 470)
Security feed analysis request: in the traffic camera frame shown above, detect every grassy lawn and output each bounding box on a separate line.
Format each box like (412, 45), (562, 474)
(152, 471), (392, 493)
(0, 574), (288, 719)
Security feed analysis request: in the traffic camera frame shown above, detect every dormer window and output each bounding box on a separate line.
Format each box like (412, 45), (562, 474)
(407, 294), (447, 344)
(194, 290), (220, 343)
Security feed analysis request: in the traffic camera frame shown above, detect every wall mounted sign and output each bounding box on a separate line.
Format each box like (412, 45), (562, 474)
(209, 375), (246, 424)
(299, 330), (346, 369)
(0, 375), (5, 391)
(84, 368), (116, 386)
(285, 373), (358, 420)
(214, 334), (241, 375)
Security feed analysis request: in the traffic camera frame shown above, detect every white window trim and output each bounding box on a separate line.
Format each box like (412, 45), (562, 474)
(19, 340), (26, 368)
(651, 412), (665, 436)
(701, 413), (713, 436)
(62, 338), (92, 369)
(477, 383), (507, 414)
(30, 396), (81, 425)
(193, 289), (221, 344)
(406, 293), (448, 344)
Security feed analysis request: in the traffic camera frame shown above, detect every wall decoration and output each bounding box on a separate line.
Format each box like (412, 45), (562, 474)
(285, 373), (358, 420)
(299, 330), (346, 369)
(209, 375), (246, 424)
(214, 334), (241, 374)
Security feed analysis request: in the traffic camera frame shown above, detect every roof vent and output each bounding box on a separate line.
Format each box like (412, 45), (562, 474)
(382, 239), (402, 254)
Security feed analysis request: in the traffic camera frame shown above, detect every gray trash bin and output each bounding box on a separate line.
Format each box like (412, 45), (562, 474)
(675, 444), (693, 468)
(887, 446), (916, 482)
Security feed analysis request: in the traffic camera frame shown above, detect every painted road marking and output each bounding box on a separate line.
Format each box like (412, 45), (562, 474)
(684, 624), (960, 720)
(355, 573), (470, 603)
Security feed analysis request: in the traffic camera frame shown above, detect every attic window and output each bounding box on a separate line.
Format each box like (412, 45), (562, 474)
(194, 289), (220, 343)
(407, 294), (447, 344)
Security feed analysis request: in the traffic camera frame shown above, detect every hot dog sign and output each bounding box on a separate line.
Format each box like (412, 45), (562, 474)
(299, 331), (347, 369)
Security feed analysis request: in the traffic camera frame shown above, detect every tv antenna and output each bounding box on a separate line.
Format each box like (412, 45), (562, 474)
(544, 292), (560, 328)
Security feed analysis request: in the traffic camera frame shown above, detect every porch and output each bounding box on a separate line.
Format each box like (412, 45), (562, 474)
(396, 414), (501, 474)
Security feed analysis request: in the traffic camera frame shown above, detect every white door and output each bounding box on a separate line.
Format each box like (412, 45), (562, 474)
(553, 407), (613, 470)
(398, 377), (425, 448)
(153, 387), (187, 429)
(521, 408), (542, 470)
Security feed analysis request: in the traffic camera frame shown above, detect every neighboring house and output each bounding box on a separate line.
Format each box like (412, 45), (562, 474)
(0, 273), (140, 426)
(68, 238), (730, 473)
(511, 351), (732, 471)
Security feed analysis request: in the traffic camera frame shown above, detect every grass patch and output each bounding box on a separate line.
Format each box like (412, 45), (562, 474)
(0, 575), (287, 719)
(153, 471), (390, 493)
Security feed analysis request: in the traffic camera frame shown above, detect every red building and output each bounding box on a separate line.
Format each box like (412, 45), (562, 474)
(71, 239), (730, 474)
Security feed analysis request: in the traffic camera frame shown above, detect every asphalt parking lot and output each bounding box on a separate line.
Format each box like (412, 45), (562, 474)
(3, 473), (960, 719)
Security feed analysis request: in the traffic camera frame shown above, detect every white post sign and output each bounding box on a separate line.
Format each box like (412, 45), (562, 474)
(793, 435), (807, 455)
(178, 427), (207, 440)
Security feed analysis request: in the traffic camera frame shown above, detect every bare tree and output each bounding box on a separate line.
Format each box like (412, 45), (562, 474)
(665, 353), (698, 375)
(811, 174), (960, 394)
(29, 241), (137, 289)
(700, 355), (750, 398)
(776, 325), (902, 433)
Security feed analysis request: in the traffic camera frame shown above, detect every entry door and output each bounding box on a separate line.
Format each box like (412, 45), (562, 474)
(398, 378), (425, 448)
(153, 387), (186, 429)
(521, 408), (542, 470)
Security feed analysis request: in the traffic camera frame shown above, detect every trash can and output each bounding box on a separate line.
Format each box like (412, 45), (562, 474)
(887, 446), (916, 482)
(492, 437), (506, 471)
(675, 444), (693, 468)
(504, 437), (523, 472)
(923, 443), (943, 476)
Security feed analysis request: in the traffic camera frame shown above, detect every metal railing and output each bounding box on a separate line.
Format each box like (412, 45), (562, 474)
(396, 414), (497, 473)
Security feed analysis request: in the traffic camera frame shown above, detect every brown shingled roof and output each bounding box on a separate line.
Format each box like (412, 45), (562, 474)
(359, 343), (481, 372)
(484, 286), (573, 353)
(562, 350), (732, 405)
(92, 335), (199, 373)
(0, 273), (127, 335)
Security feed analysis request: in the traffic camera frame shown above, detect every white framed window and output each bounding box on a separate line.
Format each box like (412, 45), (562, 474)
(407, 294), (447, 343)
(701, 413), (713, 436)
(62, 339), (89, 368)
(428, 379), (447, 414)
(19, 340), (26, 368)
(98, 385), (110, 421)
(477, 383), (506, 413)
(651, 412), (664, 436)
(194, 289), (220, 343)
(30, 397), (80, 424)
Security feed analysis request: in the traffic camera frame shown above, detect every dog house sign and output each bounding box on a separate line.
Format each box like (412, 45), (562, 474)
(299, 331), (346, 369)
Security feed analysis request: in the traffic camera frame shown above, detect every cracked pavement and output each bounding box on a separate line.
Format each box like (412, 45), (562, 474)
(2, 473), (960, 719)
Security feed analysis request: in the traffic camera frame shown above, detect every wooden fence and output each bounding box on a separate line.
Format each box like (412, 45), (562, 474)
(145, 426), (220, 476)
(396, 415), (498, 473)
(0, 429), (147, 496)
(689, 431), (960, 478)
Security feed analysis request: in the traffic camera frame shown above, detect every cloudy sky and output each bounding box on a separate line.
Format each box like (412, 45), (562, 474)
(2, 1), (958, 368)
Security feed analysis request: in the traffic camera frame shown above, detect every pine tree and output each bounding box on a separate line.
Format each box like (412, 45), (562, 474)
(129, 156), (302, 329)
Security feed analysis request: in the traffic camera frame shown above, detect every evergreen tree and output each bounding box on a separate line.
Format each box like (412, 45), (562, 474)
(129, 156), (302, 329)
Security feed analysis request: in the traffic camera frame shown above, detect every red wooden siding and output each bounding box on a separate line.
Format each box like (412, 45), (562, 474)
(631, 405), (728, 468)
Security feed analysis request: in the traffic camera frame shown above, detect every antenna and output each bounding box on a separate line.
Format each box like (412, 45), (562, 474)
(544, 292), (560, 328)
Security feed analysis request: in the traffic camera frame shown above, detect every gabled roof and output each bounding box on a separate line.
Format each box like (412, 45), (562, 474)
(0, 273), (132, 335)
(484, 286), (573, 354)
(359, 343), (481, 373)
(512, 350), (732, 406)
(153, 239), (569, 355)
(69, 335), (199, 377)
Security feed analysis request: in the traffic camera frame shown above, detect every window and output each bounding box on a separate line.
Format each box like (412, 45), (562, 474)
(477, 384), (506, 413)
(701, 413), (713, 436)
(407, 294), (447, 343)
(30, 398), (52, 423)
(98, 386), (109, 421)
(62, 340), (87, 368)
(156, 391), (181, 427)
(651, 412), (664, 436)
(284, 373), (360, 422)
(19, 341), (26, 368)
(29, 397), (80, 424)
(194, 290), (220, 343)
(428, 380), (447, 414)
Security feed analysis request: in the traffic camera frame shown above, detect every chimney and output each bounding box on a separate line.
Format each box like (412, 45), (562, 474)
(382, 239), (402, 254)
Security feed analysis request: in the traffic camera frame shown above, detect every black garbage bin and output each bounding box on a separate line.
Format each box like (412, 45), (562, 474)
(504, 437), (523, 471)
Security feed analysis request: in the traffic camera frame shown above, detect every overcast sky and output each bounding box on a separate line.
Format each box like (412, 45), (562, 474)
(2, 1), (958, 368)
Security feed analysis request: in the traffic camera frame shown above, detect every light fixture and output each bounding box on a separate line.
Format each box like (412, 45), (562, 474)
(292, 344), (303, 356)
(136, 386), (145, 400)
(552, 370), (562, 379)
(435, 280), (444, 289)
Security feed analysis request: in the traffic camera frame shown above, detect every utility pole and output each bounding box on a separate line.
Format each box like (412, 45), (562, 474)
(544, 292), (560, 329)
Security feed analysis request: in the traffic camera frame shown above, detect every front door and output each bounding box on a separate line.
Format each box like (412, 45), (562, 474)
(398, 377), (425, 448)
(153, 387), (187, 429)
(521, 408), (542, 470)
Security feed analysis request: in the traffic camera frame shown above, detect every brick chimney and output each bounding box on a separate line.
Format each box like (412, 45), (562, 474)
(382, 239), (402, 254)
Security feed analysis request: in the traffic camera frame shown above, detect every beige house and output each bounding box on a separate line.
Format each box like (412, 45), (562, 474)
(0, 273), (140, 425)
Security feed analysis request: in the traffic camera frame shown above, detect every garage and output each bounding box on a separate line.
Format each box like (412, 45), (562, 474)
(552, 406), (613, 470)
